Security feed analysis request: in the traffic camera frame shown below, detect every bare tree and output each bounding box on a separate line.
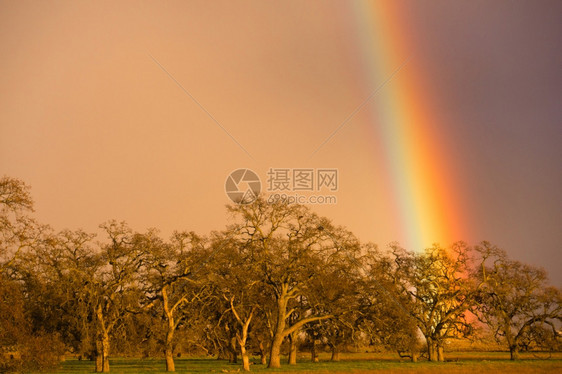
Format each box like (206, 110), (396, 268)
(390, 242), (476, 361)
(90, 221), (146, 372)
(302, 236), (364, 363)
(206, 233), (264, 371)
(474, 242), (562, 360)
(0, 177), (45, 272)
(358, 245), (422, 362)
(139, 230), (208, 371)
(33, 229), (100, 358)
(227, 198), (361, 368)
(0, 178), (69, 371)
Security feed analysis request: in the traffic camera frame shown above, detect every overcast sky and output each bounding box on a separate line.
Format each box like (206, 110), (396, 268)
(1, 1), (560, 284)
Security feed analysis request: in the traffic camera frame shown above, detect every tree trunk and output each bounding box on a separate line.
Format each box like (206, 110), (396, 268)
(268, 291), (288, 369)
(235, 314), (252, 372)
(288, 333), (297, 365)
(233, 301), (259, 371)
(95, 339), (103, 372)
(240, 345), (251, 372)
(311, 340), (319, 362)
(94, 334), (110, 372)
(437, 345), (444, 362)
(510, 346), (519, 360)
(411, 350), (419, 363)
(163, 287), (176, 372)
(330, 345), (340, 362)
(267, 284), (331, 368)
(165, 348), (175, 372)
(259, 342), (267, 365)
(268, 335), (284, 369)
(95, 305), (111, 373)
(427, 338), (437, 362)
(229, 336), (238, 363)
(102, 333), (110, 372)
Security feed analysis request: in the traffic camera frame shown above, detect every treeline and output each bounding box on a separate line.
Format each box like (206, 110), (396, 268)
(0, 176), (560, 372)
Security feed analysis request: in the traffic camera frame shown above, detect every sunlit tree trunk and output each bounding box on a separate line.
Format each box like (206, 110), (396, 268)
(164, 329), (175, 371)
(231, 301), (254, 372)
(268, 335), (284, 369)
(95, 304), (110, 372)
(268, 283), (331, 368)
(437, 345), (444, 362)
(94, 333), (110, 371)
(288, 332), (297, 365)
(163, 286), (176, 372)
(240, 344), (250, 371)
(268, 291), (288, 369)
(238, 321), (252, 371)
(259, 342), (267, 365)
(311, 340), (319, 362)
(426, 337), (438, 362)
(95, 339), (103, 372)
(102, 333), (110, 372)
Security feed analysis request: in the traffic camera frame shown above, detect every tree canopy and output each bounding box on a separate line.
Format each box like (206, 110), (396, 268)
(0, 177), (560, 372)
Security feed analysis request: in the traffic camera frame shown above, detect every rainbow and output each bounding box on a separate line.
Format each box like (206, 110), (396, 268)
(350, 2), (465, 251)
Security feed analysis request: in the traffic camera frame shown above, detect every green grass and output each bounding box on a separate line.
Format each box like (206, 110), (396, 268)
(45, 352), (562, 374)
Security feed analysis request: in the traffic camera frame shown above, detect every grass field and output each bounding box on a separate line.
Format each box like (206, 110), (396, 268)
(45, 352), (562, 374)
